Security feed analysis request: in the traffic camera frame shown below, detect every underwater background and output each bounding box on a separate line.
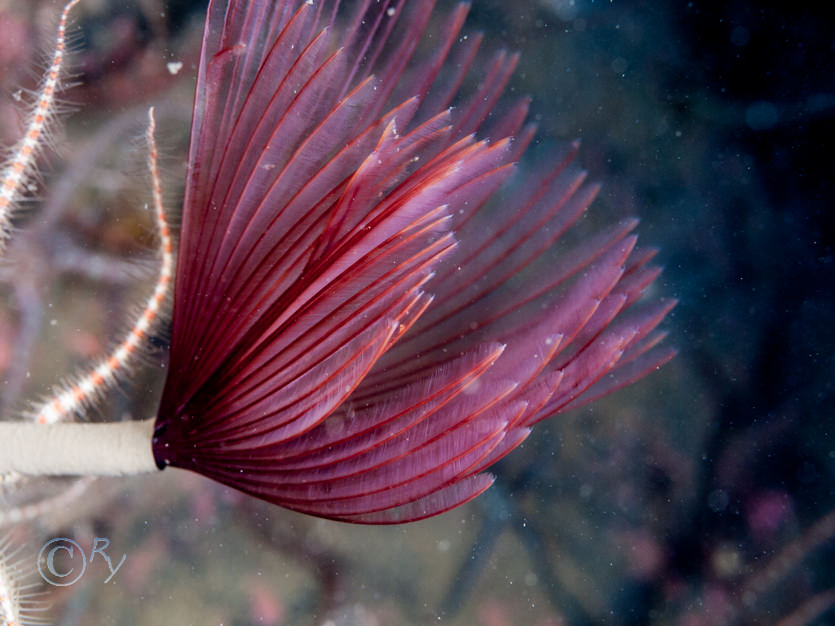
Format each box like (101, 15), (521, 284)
(0, 0), (832, 624)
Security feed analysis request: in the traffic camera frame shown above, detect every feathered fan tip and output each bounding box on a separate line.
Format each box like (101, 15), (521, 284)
(152, 0), (675, 523)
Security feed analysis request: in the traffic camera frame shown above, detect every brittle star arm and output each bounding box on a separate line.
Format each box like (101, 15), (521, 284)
(0, 109), (171, 476)
(29, 108), (174, 426)
(1, 6), (84, 624)
(0, 0), (79, 252)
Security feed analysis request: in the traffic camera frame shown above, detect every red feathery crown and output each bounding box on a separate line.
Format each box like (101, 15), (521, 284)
(151, 0), (675, 523)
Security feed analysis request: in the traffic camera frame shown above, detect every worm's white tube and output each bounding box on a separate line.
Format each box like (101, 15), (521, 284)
(0, 418), (158, 476)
